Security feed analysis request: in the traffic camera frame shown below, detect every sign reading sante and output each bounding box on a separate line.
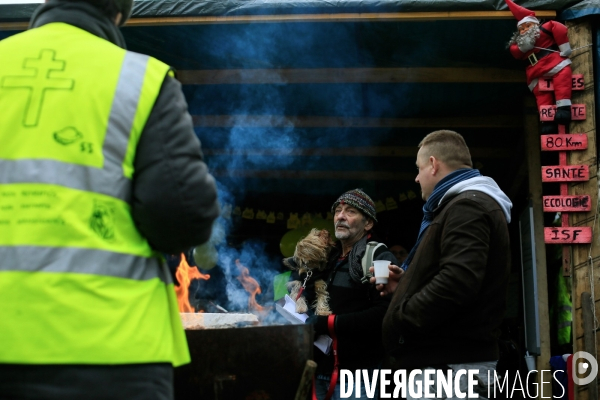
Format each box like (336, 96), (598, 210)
(542, 165), (589, 182)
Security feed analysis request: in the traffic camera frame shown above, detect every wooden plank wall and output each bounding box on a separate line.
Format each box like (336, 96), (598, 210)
(567, 17), (598, 400)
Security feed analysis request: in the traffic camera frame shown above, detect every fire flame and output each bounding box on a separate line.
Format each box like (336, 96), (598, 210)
(175, 254), (210, 312)
(235, 259), (264, 312)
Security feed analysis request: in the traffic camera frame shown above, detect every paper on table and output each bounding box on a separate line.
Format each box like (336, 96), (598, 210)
(284, 294), (309, 322)
(275, 294), (333, 354)
(275, 295), (308, 324)
(314, 334), (333, 355)
(275, 295), (332, 354)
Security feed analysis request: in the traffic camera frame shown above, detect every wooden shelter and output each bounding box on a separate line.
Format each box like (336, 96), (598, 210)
(1, 0), (598, 397)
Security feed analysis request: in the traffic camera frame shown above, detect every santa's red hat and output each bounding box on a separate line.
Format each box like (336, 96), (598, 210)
(505, 0), (539, 26)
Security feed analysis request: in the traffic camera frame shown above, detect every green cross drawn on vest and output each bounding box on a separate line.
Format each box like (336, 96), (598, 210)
(1, 49), (74, 127)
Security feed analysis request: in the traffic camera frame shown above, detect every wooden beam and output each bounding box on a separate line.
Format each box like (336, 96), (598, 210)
(567, 17), (599, 400)
(203, 146), (513, 158)
(192, 114), (523, 128)
(178, 67), (525, 85)
(0, 10), (557, 31)
(0, 22), (26, 31)
(210, 169), (414, 180)
(582, 293), (599, 400)
(122, 11), (556, 26)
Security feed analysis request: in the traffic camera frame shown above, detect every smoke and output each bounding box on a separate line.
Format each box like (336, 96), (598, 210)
(185, 22), (391, 319)
(186, 181), (286, 323)
(207, 120), (299, 198)
(217, 239), (280, 312)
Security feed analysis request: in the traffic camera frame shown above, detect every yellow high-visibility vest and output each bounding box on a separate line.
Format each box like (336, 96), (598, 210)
(0, 22), (189, 366)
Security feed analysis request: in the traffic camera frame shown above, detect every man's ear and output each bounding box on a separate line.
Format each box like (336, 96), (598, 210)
(430, 156), (441, 175)
(364, 218), (374, 232)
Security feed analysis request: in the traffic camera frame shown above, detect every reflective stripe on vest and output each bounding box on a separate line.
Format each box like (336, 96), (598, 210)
(0, 246), (170, 283)
(0, 23), (189, 367)
(0, 51), (147, 202)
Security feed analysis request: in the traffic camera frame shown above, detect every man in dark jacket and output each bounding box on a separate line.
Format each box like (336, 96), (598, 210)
(378, 130), (512, 399)
(308, 189), (397, 400)
(0, 0), (219, 398)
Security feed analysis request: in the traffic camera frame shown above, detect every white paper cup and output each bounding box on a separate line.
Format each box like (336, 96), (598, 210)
(524, 354), (536, 372)
(373, 260), (391, 284)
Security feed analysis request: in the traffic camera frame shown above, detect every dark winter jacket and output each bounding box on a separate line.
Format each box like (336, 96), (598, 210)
(311, 239), (395, 374)
(29, 0), (220, 254)
(382, 191), (511, 370)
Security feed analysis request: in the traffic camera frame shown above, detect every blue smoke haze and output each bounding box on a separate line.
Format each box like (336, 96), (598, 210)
(191, 182), (283, 317)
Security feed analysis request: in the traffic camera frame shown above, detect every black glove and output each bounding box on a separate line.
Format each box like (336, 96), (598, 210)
(306, 314), (331, 336)
(184, 247), (197, 267)
(554, 106), (572, 125)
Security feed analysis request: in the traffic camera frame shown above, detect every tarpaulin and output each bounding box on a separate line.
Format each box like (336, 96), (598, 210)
(0, 0), (598, 22)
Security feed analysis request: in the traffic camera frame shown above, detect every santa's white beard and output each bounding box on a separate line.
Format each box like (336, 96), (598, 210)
(508, 24), (541, 47)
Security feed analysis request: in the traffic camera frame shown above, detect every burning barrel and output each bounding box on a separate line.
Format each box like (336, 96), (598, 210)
(174, 323), (313, 400)
(174, 255), (314, 399)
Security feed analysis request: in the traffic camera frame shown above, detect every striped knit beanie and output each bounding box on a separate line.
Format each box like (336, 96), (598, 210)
(331, 189), (378, 222)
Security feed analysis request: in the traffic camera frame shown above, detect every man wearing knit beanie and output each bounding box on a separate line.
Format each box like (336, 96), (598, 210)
(331, 188), (378, 225)
(308, 188), (397, 399)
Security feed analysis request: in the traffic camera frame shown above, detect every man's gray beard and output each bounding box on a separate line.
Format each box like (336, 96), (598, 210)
(508, 24), (540, 47)
(335, 231), (349, 240)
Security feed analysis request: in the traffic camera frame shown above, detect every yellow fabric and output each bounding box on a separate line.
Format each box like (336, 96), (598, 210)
(0, 271), (189, 367)
(0, 183), (152, 256)
(0, 23), (120, 165)
(0, 23), (190, 366)
(556, 273), (572, 345)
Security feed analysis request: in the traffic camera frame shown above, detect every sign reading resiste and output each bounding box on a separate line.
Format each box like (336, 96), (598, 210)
(539, 104), (586, 121)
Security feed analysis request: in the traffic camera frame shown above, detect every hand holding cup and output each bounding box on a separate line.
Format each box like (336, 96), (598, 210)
(370, 263), (404, 296)
(373, 260), (391, 284)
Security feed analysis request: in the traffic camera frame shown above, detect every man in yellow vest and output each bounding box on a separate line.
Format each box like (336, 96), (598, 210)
(0, 0), (220, 398)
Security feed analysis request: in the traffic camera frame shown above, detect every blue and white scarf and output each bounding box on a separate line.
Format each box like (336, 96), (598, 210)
(401, 168), (481, 270)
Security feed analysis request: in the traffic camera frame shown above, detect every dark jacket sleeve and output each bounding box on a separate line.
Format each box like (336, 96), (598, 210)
(334, 250), (393, 339)
(131, 75), (220, 254)
(335, 290), (389, 340)
(395, 199), (491, 333)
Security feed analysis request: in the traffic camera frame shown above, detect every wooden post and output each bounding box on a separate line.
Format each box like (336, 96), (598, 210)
(582, 292), (599, 400)
(295, 360), (317, 400)
(524, 96), (552, 396)
(567, 17), (599, 400)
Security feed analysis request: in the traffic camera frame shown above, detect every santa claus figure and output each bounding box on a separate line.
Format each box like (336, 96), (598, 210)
(506, 0), (573, 133)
